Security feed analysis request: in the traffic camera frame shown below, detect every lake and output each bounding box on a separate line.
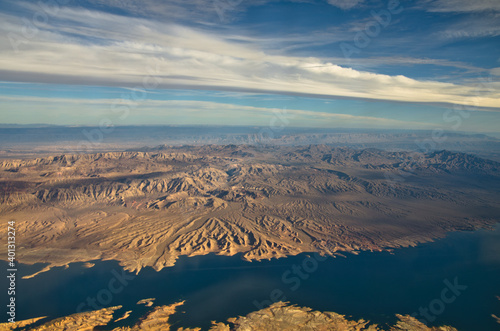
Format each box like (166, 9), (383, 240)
(2, 223), (500, 330)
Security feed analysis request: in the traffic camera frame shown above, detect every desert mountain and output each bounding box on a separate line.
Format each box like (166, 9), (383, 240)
(0, 145), (499, 274)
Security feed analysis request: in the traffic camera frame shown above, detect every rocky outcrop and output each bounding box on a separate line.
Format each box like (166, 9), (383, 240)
(0, 301), (459, 331)
(0, 306), (121, 331)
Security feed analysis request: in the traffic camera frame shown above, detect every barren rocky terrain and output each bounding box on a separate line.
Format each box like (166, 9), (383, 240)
(0, 145), (499, 275)
(0, 301), (458, 331)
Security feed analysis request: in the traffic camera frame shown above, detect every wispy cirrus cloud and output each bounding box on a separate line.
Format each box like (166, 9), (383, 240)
(436, 14), (500, 39)
(326, 0), (365, 10)
(0, 1), (499, 110)
(80, 0), (254, 24)
(422, 0), (500, 13)
(0, 95), (438, 129)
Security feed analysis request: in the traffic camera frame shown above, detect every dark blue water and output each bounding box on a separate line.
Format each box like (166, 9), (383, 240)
(2, 224), (500, 330)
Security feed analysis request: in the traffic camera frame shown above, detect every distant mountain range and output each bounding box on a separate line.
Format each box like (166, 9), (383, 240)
(1, 126), (500, 162)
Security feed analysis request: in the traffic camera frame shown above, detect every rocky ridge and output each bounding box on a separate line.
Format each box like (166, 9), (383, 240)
(0, 301), (458, 331)
(0, 145), (498, 275)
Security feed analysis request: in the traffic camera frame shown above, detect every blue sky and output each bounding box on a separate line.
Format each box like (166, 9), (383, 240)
(0, 0), (499, 132)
